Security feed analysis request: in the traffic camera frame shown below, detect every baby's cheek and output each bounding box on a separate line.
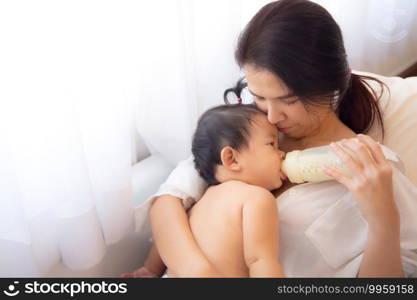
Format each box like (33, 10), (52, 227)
(275, 155), (284, 169)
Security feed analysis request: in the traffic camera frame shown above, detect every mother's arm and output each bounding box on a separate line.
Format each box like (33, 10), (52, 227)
(324, 134), (403, 277)
(357, 214), (402, 277)
(150, 195), (221, 277)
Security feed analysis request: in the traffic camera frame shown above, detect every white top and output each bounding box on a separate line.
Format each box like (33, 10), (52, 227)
(134, 145), (417, 277)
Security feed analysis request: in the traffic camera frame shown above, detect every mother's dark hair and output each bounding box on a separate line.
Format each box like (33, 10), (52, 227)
(224, 0), (386, 137)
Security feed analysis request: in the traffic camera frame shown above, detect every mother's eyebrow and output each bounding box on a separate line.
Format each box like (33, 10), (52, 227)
(248, 89), (295, 100)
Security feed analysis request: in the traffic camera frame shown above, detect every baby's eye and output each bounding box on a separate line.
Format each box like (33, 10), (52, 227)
(268, 142), (275, 147)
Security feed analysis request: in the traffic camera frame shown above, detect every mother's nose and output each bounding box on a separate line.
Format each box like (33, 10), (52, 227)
(266, 103), (286, 124)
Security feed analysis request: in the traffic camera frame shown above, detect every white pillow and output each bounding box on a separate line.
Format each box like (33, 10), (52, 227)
(358, 71), (417, 186)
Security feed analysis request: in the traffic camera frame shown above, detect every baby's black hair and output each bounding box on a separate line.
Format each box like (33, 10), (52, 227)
(191, 104), (265, 186)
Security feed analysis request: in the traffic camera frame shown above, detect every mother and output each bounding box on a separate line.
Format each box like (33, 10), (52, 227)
(147, 0), (417, 277)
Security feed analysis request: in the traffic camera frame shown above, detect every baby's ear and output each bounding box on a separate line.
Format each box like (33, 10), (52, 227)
(220, 146), (241, 171)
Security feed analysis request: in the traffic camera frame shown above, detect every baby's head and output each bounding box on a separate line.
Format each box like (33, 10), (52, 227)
(192, 104), (286, 191)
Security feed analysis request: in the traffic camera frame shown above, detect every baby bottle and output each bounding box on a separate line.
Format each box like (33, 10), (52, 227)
(281, 144), (352, 183)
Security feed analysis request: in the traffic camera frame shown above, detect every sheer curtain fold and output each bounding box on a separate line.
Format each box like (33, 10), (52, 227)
(135, 0), (247, 166)
(0, 0), (140, 275)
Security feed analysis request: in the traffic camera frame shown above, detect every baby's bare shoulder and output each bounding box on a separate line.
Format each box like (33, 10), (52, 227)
(213, 181), (274, 200)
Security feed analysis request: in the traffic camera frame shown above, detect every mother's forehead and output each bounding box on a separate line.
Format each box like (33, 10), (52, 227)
(245, 70), (289, 98)
(244, 65), (288, 88)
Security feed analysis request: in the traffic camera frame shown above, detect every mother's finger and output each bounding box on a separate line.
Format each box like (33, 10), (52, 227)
(340, 138), (378, 171)
(322, 165), (353, 190)
(330, 141), (364, 175)
(356, 134), (387, 165)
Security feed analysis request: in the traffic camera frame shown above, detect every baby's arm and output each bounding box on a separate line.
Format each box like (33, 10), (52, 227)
(121, 244), (166, 278)
(242, 188), (284, 277)
(143, 244), (167, 277)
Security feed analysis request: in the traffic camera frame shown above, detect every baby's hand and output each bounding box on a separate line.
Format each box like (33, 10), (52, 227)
(121, 266), (159, 278)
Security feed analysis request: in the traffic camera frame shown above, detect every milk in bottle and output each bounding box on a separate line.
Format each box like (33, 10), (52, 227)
(281, 145), (353, 183)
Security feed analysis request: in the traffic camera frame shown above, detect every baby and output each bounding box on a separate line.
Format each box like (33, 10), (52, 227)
(123, 104), (287, 277)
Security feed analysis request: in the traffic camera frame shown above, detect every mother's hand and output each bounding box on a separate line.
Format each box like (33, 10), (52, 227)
(323, 134), (399, 228)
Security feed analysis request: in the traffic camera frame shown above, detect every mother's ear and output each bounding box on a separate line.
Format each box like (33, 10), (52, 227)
(220, 146), (242, 171)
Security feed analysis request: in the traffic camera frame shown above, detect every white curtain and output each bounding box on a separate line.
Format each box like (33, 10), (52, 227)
(1, 0), (416, 276)
(315, 0), (417, 75)
(135, 0), (271, 166)
(0, 1), (141, 275)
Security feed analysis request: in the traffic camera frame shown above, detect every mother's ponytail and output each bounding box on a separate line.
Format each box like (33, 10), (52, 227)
(337, 74), (386, 138)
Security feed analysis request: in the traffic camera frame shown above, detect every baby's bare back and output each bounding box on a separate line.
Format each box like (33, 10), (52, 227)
(187, 181), (252, 277)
